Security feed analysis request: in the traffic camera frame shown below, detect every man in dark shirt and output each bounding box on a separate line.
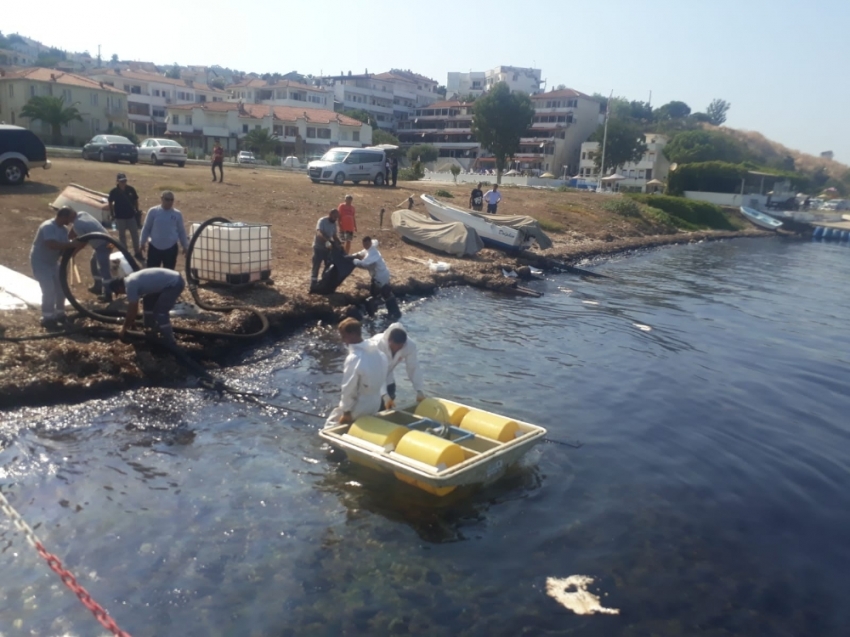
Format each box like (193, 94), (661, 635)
(469, 182), (484, 211)
(108, 173), (142, 260)
(390, 157), (399, 187)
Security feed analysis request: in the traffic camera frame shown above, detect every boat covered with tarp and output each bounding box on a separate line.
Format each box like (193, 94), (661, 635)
(391, 209), (484, 256)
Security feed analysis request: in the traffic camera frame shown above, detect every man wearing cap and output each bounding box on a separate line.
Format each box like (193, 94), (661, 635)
(29, 207), (82, 328)
(326, 317), (388, 426)
(110, 268), (186, 347)
(140, 190), (189, 270)
(108, 173), (142, 260)
(337, 194), (357, 254)
(67, 208), (113, 301)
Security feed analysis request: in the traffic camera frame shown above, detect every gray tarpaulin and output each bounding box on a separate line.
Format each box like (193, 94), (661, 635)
(468, 211), (553, 249)
(391, 210), (484, 256)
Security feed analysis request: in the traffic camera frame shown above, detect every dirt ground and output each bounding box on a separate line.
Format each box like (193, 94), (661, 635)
(0, 158), (766, 407)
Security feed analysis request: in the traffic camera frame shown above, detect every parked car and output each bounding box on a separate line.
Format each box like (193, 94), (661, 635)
(237, 151), (256, 164)
(282, 156), (301, 169)
(0, 124), (52, 186)
(307, 147), (389, 186)
(82, 135), (138, 164)
(137, 138), (187, 167)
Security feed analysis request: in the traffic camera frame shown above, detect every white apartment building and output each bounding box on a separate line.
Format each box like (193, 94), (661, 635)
(164, 102), (371, 157)
(515, 89), (603, 177)
(0, 67), (127, 143)
(314, 70), (439, 130)
(226, 78), (333, 109)
(578, 134), (671, 192)
(89, 68), (226, 136)
(396, 100), (480, 169)
(446, 66), (542, 99)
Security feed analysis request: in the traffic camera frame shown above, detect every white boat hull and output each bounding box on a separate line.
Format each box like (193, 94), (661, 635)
(51, 183), (111, 223)
(421, 194), (524, 251)
(740, 206), (783, 230)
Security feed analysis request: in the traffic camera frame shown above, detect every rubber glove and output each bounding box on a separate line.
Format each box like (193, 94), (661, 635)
(383, 395), (395, 409)
(325, 241), (332, 249)
(416, 391), (426, 403)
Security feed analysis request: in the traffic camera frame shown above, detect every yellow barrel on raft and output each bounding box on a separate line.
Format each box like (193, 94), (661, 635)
(393, 430), (466, 496)
(458, 410), (520, 443)
(414, 398), (469, 426)
(347, 416), (409, 450)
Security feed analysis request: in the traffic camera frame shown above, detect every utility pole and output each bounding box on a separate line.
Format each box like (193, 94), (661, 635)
(597, 90), (613, 193)
(97, 44), (101, 68)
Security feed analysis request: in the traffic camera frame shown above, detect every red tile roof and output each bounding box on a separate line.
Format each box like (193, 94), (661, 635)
(3, 67), (127, 93)
(92, 68), (225, 92)
(226, 78), (321, 92)
(167, 101), (363, 126)
(531, 88), (595, 100)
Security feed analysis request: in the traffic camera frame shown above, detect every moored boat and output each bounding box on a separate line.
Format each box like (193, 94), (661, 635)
(740, 206), (784, 230)
(319, 397), (547, 496)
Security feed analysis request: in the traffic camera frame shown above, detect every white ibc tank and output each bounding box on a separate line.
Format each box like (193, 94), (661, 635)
(189, 222), (272, 284)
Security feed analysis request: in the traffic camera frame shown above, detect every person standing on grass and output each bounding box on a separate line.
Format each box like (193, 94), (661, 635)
(108, 173), (142, 260)
(140, 191), (189, 270)
(469, 182), (484, 211)
(29, 207), (81, 329)
(212, 140), (224, 182)
(337, 194), (357, 254)
(483, 184), (502, 214)
(390, 157), (399, 187)
(311, 208), (341, 288)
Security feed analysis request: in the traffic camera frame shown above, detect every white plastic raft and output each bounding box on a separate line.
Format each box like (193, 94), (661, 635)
(319, 398), (547, 496)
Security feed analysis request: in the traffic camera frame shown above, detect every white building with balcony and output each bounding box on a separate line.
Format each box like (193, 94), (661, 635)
(447, 66), (542, 99)
(225, 78), (333, 109)
(396, 100), (481, 170)
(88, 68), (226, 136)
(0, 67), (127, 143)
(578, 134), (671, 192)
(164, 102), (371, 157)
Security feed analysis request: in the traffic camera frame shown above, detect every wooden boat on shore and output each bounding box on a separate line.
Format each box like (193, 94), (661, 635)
(421, 194), (544, 251)
(740, 206), (784, 230)
(319, 397), (547, 496)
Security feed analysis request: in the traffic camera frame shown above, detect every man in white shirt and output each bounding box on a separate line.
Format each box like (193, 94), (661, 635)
(326, 317), (389, 426)
(140, 190), (189, 270)
(483, 184), (502, 214)
(368, 322), (426, 409)
(351, 236), (401, 318)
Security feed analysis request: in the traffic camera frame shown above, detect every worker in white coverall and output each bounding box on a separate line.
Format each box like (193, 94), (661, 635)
(368, 322), (426, 409)
(351, 236), (401, 318)
(325, 317), (389, 427)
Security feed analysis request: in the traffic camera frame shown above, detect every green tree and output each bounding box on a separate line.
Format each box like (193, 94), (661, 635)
(342, 108), (375, 127)
(435, 85), (447, 97)
(166, 64), (181, 79)
(110, 126), (140, 145)
(471, 82), (534, 182)
(111, 53), (118, 63)
(590, 118), (647, 174)
(209, 77), (226, 90)
(407, 144), (438, 163)
(653, 101), (691, 121)
(663, 130), (747, 165)
(372, 129), (400, 146)
(242, 128), (278, 155)
(20, 95), (83, 145)
(705, 99), (731, 126)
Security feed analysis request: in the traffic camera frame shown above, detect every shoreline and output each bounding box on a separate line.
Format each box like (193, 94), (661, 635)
(0, 228), (772, 410)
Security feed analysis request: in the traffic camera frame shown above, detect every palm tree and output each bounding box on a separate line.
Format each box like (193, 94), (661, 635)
(20, 95), (83, 145)
(242, 128), (278, 157)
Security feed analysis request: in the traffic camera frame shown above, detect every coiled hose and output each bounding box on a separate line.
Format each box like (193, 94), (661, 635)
(58, 226), (268, 340)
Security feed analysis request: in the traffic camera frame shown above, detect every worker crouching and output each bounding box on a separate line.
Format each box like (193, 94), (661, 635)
(351, 237), (401, 319)
(110, 268), (186, 347)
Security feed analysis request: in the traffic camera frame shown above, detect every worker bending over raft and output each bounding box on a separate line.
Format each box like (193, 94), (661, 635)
(326, 317), (389, 427)
(351, 236), (401, 318)
(369, 323), (426, 409)
(110, 268), (186, 347)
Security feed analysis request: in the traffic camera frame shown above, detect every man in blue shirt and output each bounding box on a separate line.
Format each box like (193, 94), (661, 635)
(110, 268), (185, 347)
(68, 209), (112, 301)
(140, 190), (189, 270)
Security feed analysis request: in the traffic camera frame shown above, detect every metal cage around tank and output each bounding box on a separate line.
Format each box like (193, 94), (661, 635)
(189, 221), (272, 285)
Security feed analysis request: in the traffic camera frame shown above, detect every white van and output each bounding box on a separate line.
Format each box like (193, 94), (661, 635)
(308, 147), (388, 186)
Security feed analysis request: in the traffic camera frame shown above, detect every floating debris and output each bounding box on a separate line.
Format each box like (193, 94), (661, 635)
(545, 575), (620, 615)
(582, 300), (599, 306)
(633, 323), (652, 332)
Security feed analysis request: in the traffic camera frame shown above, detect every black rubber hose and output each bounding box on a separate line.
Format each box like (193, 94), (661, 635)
(58, 231), (268, 340)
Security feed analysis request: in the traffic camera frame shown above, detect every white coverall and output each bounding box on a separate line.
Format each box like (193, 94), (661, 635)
(325, 340), (388, 427)
(368, 322), (425, 405)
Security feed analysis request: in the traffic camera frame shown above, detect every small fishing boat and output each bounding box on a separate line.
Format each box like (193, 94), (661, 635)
(51, 183), (111, 223)
(320, 397), (547, 496)
(391, 209), (484, 256)
(421, 194), (553, 251)
(740, 206), (784, 230)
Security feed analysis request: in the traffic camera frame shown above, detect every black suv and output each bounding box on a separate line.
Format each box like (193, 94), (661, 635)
(0, 125), (52, 185)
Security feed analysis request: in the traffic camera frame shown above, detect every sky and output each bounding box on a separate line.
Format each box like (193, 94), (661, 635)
(5, 0), (849, 162)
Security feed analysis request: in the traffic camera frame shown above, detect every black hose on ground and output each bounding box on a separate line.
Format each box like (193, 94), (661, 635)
(58, 230), (268, 340)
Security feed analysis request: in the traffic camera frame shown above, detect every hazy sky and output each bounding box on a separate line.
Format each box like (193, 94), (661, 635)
(5, 0), (849, 162)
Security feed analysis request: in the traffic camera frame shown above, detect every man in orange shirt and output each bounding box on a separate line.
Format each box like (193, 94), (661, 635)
(337, 194), (357, 254)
